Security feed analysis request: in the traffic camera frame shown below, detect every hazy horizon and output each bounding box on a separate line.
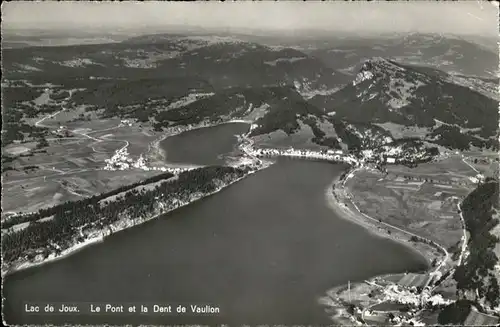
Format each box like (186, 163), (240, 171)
(2, 1), (499, 38)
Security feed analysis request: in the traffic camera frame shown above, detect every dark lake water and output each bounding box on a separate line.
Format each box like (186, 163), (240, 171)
(160, 122), (250, 165)
(3, 160), (428, 325)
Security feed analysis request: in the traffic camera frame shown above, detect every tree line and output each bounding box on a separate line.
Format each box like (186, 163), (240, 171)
(2, 166), (249, 267)
(3, 171), (175, 229)
(447, 179), (500, 315)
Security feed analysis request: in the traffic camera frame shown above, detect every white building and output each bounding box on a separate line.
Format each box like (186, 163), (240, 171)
(469, 176), (479, 184)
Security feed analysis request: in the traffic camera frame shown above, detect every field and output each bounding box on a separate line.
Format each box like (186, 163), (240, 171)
(2, 101), (163, 215)
(382, 273), (429, 289)
(463, 308), (499, 326)
(418, 310), (441, 325)
(387, 155), (479, 182)
(363, 312), (391, 326)
(462, 149), (500, 178)
(2, 167), (162, 214)
(374, 122), (431, 139)
(346, 156), (477, 249)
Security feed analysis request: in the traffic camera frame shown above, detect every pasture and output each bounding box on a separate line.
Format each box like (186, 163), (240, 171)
(463, 309), (499, 326)
(382, 273), (429, 289)
(346, 161), (475, 248)
(2, 168), (162, 214)
(2, 101), (163, 214)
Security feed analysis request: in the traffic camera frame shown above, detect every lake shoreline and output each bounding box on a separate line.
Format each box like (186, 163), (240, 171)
(108, 119), (443, 319)
(320, 165), (447, 323)
(3, 120), (258, 278)
(145, 120), (251, 167)
(325, 168), (438, 265)
(2, 162), (272, 278)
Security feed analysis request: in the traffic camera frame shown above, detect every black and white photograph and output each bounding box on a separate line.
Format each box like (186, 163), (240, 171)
(1, 1), (499, 325)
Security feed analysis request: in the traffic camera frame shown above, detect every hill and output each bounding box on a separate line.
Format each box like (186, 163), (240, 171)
(2, 34), (497, 156)
(309, 58), (499, 151)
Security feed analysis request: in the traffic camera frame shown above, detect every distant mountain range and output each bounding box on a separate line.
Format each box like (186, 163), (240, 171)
(308, 33), (499, 79)
(2, 32), (498, 154)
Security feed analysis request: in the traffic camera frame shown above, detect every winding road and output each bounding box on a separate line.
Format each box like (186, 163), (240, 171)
(341, 166), (450, 287)
(350, 157), (481, 325)
(456, 202), (468, 267)
(10, 90), (132, 186)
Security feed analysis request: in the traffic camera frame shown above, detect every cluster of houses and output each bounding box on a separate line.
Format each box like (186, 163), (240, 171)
(359, 279), (453, 326)
(243, 145), (360, 166)
(120, 120), (133, 127)
(51, 125), (72, 138)
(468, 173), (486, 184)
(240, 140), (436, 170)
(103, 146), (133, 171)
(103, 148), (191, 174)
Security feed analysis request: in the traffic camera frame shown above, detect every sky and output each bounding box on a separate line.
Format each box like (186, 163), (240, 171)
(2, 1), (499, 37)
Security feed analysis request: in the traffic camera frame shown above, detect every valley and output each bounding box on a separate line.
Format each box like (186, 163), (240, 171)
(2, 6), (499, 325)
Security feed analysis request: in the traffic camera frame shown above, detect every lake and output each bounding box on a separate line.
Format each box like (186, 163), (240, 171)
(3, 159), (428, 325)
(160, 122), (250, 165)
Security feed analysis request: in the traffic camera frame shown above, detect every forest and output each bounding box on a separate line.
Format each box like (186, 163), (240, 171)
(429, 125), (499, 151)
(330, 119), (362, 152)
(2, 166), (249, 267)
(3, 171), (174, 229)
(437, 179), (499, 324)
(2, 97), (50, 147)
(437, 299), (474, 325)
(155, 85), (308, 130)
(450, 179), (500, 313)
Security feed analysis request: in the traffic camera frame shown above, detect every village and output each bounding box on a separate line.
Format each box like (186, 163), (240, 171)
(4, 113), (497, 326)
(12, 111), (496, 326)
(236, 129), (498, 326)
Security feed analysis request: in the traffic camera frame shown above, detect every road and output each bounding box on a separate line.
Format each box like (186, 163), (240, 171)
(34, 89), (74, 128)
(7, 90), (131, 186)
(342, 166), (450, 289)
(456, 202), (468, 267)
(35, 89), (128, 155)
(355, 155), (482, 325)
(34, 109), (66, 128)
(461, 155), (481, 175)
